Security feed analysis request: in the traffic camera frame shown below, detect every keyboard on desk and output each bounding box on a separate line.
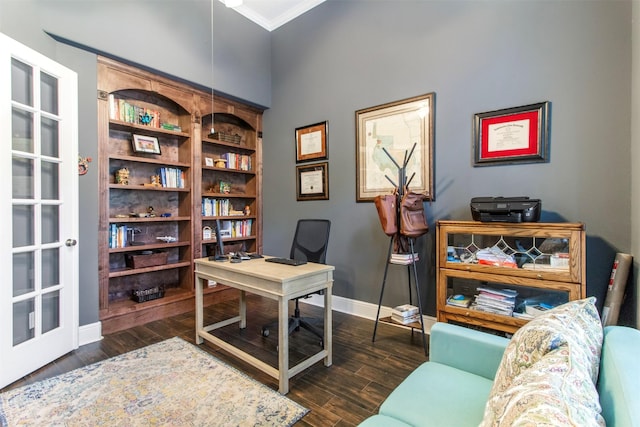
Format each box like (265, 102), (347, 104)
(265, 257), (307, 266)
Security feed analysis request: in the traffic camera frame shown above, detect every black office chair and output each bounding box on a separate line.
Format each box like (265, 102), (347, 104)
(261, 219), (331, 345)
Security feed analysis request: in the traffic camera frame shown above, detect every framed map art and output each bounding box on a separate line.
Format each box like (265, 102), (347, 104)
(355, 93), (435, 202)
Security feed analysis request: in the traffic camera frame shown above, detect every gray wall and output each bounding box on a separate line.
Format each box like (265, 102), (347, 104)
(264, 0), (632, 318)
(1, 0), (635, 325)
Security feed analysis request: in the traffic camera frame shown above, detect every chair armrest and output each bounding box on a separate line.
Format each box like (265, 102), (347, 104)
(429, 322), (509, 380)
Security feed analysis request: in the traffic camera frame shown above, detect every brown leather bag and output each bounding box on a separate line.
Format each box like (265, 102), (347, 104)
(400, 191), (429, 237)
(374, 194), (398, 236)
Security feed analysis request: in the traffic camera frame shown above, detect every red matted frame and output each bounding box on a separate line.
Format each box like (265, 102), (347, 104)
(473, 102), (550, 166)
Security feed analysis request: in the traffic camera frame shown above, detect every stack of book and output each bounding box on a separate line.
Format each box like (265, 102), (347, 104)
(391, 304), (421, 325)
(389, 253), (419, 265)
(472, 287), (518, 316)
(446, 294), (472, 308)
(525, 303), (553, 317)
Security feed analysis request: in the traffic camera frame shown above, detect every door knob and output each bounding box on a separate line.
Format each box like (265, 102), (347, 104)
(65, 239), (77, 247)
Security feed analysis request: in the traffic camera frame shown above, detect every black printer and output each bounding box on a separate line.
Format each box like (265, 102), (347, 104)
(470, 196), (541, 223)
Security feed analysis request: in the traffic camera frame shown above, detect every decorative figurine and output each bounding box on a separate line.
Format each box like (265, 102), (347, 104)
(140, 111), (153, 125)
(115, 168), (129, 185)
(219, 181), (231, 194)
(147, 206), (156, 217)
(144, 174), (162, 187)
(78, 155), (92, 176)
(244, 205), (251, 216)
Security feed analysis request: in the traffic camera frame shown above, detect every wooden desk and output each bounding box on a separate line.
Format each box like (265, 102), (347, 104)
(194, 257), (334, 394)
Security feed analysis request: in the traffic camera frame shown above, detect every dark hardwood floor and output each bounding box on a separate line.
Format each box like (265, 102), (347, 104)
(2, 293), (429, 426)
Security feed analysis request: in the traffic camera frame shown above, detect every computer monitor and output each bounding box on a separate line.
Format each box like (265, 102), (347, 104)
(210, 219), (227, 262)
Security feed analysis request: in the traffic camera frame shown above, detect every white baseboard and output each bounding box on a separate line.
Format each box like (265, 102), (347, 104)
(299, 294), (436, 334)
(78, 321), (103, 347)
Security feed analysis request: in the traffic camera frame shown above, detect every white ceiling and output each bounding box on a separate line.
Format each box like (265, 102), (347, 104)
(220, 0), (327, 31)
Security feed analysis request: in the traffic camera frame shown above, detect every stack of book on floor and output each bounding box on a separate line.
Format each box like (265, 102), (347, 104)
(472, 287), (518, 316)
(391, 304), (421, 325)
(389, 253), (419, 265)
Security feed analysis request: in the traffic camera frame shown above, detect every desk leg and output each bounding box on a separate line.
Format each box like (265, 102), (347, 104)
(239, 290), (247, 329)
(324, 285), (333, 367)
(278, 296), (289, 394)
(195, 275), (204, 345)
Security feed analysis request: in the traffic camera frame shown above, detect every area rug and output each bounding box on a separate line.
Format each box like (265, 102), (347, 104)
(0, 337), (308, 426)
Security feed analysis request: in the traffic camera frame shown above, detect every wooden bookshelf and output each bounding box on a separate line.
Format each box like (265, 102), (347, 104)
(97, 57), (263, 334)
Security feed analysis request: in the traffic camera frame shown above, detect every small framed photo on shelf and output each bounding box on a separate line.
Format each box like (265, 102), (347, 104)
(132, 134), (161, 155)
(295, 121), (328, 163)
(473, 101), (550, 166)
(296, 162), (329, 201)
(204, 157), (214, 167)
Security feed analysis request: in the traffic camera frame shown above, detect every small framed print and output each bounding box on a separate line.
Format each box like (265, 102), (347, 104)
(295, 121), (328, 163)
(204, 157), (214, 167)
(473, 101), (550, 166)
(132, 134), (161, 155)
(296, 162), (329, 201)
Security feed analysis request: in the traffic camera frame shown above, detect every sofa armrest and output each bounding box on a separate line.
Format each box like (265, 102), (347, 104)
(429, 322), (509, 380)
(597, 326), (640, 427)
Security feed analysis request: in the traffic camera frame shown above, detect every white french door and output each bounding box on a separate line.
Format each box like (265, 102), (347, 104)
(0, 32), (79, 389)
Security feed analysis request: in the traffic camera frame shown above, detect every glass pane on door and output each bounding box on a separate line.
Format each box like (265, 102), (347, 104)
(42, 291), (60, 333)
(13, 252), (34, 297)
(13, 298), (34, 346)
(42, 248), (60, 289)
(12, 156), (33, 199)
(41, 160), (59, 200)
(41, 205), (59, 244)
(12, 205), (34, 248)
(11, 58), (32, 106)
(12, 108), (33, 153)
(41, 117), (59, 158)
(40, 72), (58, 115)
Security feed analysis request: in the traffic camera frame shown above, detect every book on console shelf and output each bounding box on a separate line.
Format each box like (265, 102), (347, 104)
(525, 303), (553, 317)
(472, 286), (518, 316)
(446, 294), (472, 308)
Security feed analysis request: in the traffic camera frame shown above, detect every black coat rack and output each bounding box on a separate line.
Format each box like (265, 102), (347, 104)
(372, 142), (428, 355)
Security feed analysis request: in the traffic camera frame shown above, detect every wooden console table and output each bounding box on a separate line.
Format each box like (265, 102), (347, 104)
(194, 256), (334, 394)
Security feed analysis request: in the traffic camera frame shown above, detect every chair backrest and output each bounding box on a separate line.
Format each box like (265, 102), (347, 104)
(289, 219), (331, 264)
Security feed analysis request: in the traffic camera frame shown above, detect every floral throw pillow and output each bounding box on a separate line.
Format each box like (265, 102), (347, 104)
(480, 297), (604, 426)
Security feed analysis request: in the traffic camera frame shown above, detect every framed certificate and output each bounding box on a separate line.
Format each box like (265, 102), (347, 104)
(473, 102), (550, 166)
(296, 162), (329, 201)
(295, 121), (328, 163)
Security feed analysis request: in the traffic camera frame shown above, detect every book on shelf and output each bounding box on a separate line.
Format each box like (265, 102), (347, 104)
(391, 313), (421, 325)
(160, 122), (182, 132)
(446, 294), (472, 308)
(472, 286), (518, 316)
(390, 253), (419, 265)
(392, 304), (419, 318)
(525, 303), (553, 317)
(513, 311), (534, 320)
(109, 224), (128, 249)
(476, 286), (518, 299)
